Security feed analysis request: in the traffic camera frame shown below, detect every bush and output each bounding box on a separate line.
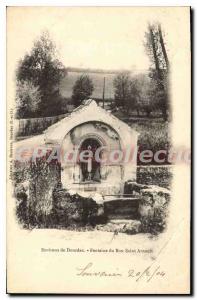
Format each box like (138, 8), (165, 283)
(124, 181), (170, 235)
(52, 187), (107, 227)
(128, 119), (171, 165)
(139, 187), (170, 234)
(15, 184), (28, 228)
(137, 166), (172, 188)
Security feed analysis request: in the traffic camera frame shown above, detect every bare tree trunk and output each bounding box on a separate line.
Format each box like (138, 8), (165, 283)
(149, 25), (161, 77)
(150, 25), (166, 119)
(158, 24), (169, 70)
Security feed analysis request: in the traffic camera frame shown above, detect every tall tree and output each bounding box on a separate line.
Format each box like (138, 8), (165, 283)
(16, 31), (67, 117)
(144, 23), (169, 120)
(72, 75), (94, 107)
(158, 24), (169, 70)
(113, 72), (131, 108)
(113, 72), (141, 115)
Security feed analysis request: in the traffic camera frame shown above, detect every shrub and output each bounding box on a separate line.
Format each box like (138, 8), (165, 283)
(52, 187), (107, 227)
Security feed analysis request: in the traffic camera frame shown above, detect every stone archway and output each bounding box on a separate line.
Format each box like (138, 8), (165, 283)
(79, 138), (102, 183)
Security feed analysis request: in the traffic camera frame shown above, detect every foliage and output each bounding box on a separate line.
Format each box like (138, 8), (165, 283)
(140, 187), (170, 235)
(137, 166), (172, 188)
(128, 119), (170, 161)
(124, 181), (170, 235)
(13, 158), (61, 228)
(144, 24), (169, 70)
(144, 23), (169, 120)
(113, 72), (141, 115)
(128, 79), (141, 114)
(140, 200), (170, 235)
(71, 74), (94, 107)
(113, 72), (131, 107)
(15, 184), (29, 228)
(148, 68), (169, 118)
(52, 187), (106, 227)
(16, 80), (41, 118)
(16, 31), (67, 117)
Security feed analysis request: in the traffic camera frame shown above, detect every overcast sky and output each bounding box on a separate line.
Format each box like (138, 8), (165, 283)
(7, 7), (178, 71)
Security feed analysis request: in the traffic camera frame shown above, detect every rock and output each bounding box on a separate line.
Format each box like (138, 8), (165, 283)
(123, 181), (171, 235)
(139, 185), (170, 234)
(124, 181), (147, 195)
(123, 220), (141, 234)
(138, 203), (154, 218)
(140, 185), (170, 208)
(96, 219), (141, 234)
(92, 193), (104, 205)
(52, 188), (106, 226)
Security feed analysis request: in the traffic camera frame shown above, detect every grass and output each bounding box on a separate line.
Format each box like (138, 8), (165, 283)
(129, 119), (170, 156)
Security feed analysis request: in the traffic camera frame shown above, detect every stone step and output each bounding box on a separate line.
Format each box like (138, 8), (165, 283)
(104, 196), (140, 201)
(108, 219), (139, 225)
(104, 198), (140, 220)
(96, 219), (141, 234)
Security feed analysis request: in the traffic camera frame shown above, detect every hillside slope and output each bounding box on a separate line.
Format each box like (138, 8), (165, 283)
(59, 71), (116, 99)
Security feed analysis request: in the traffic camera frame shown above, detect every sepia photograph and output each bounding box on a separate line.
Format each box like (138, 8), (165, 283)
(13, 9), (171, 234)
(6, 6), (191, 294)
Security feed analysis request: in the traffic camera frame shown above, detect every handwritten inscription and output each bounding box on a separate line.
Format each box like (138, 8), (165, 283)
(76, 263), (121, 277)
(76, 262), (165, 282)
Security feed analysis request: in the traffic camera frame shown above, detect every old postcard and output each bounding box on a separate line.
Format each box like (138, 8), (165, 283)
(7, 6), (191, 294)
